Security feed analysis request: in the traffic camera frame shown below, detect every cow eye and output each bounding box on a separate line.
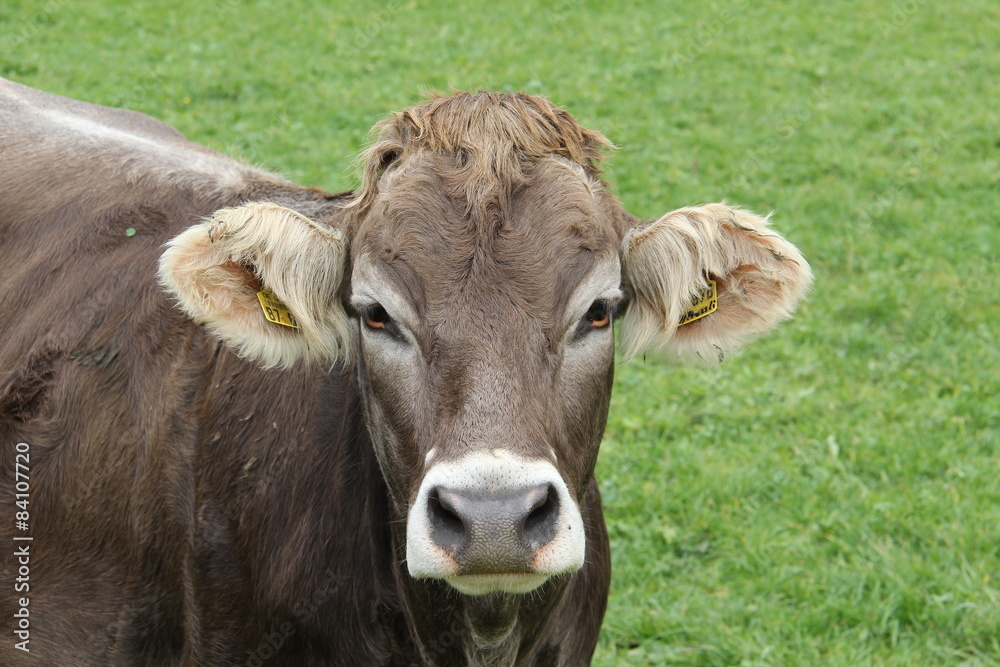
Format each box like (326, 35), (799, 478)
(356, 303), (409, 343)
(361, 305), (392, 331)
(583, 300), (612, 329)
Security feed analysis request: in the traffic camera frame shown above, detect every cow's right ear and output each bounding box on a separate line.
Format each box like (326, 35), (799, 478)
(158, 202), (352, 369)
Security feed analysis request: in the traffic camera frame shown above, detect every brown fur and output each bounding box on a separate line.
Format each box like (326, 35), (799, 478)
(0, 80), (810, 666)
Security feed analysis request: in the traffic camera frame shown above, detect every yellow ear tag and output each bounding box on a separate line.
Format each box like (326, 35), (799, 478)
(678, 279), (717, 326)
(256, 288), (301, 329)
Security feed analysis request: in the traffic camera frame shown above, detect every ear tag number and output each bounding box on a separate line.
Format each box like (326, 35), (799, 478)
(678, 279), (717, 326)
(256, 288), (301, 329)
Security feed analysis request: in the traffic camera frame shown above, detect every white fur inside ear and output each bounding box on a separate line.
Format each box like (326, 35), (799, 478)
(158, 202), (352, 368)
(619, 203), (812, 363)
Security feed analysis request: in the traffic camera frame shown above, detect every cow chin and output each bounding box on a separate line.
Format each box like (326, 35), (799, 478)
(405, 450), (586, 595)
(445, 573), (552, 596)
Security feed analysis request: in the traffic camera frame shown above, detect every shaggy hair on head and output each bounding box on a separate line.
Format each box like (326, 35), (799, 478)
(355, 92), (613, 213)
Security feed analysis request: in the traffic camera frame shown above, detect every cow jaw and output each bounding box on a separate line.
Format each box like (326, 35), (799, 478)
(406, 450), (586, 595)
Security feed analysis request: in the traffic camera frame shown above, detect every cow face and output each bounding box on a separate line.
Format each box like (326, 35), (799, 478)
(349, 153), (625, 593)
(159, 92), (812, 597)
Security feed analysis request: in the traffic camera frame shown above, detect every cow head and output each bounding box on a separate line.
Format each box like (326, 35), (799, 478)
(159, 93), (811, 597)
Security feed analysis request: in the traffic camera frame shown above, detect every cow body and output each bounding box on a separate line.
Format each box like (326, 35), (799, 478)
(0, 79), (811, 665)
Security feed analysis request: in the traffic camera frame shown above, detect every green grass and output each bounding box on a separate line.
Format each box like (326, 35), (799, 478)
(3, 0), (997, 664)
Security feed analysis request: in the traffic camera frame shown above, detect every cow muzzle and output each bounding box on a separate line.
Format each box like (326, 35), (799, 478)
(406, 450), (586, 595)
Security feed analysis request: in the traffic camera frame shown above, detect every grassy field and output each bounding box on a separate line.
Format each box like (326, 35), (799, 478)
(3, 0), (997, 664)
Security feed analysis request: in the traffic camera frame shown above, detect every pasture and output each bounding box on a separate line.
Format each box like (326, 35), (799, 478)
(2, 0), (996, 664)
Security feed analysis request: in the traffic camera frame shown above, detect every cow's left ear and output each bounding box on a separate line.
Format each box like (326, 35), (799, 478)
(619, 203), (812, 362)
(158, 202), (352, 369)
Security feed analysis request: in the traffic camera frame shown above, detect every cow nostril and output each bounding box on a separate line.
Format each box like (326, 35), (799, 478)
(427, 488), (465, 552)
(522, 484), (559, 547)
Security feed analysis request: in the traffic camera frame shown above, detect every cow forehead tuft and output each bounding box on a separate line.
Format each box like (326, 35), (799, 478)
(355, 91), (613, 213)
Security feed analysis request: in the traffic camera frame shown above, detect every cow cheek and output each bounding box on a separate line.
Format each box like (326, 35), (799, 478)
(358, 349), (422, 507)
(557, 342), (615, 494)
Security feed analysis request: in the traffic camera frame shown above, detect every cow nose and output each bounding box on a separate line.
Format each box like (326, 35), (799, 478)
(426, 483), (560, 573)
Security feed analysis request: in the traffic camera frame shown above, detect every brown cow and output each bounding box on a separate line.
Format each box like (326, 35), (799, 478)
(0, 79), (812, 665)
